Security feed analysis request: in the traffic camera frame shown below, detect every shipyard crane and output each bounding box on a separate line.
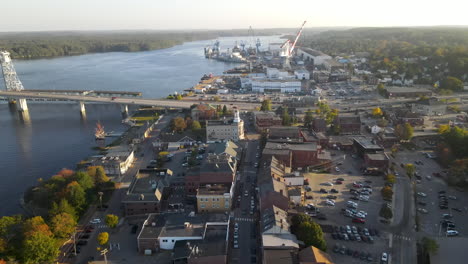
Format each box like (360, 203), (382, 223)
(280, 20), (307, 58)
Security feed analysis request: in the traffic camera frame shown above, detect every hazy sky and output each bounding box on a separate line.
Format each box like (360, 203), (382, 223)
(1, 0), (468, 31)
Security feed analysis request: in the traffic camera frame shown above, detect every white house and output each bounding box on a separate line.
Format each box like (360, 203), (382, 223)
(282, 172), (304, 186)
(294, 69), (310, 80)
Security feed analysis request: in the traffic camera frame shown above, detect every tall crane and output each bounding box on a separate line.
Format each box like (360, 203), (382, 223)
(280, 20), (307, 58)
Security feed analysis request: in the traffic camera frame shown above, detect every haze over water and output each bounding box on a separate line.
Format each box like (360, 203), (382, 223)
(0, 35), (282, 216)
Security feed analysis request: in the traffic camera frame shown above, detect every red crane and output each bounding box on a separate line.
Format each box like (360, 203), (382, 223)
(281, 20), (307, 57)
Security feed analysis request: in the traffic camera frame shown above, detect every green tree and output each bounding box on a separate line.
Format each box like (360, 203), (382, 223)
(448, 158), (468, 187)
(281, 107), (291, 126)
(49, 199), (78, 221)
(23, 216), (53, 237)
(213, 96), (220, 102)
(326, 109), (339, 125)
(65, 181), (87, 211)
(175, 94), (183, 100)
(191, 121), (201, 131)
(97, 232), (109, 246)
(260, 99), (272, 111)
(50, 213), (76, 238)
(381, 186), (394, 200)
(290, 213), (312, 234)
(171, 117), (187, 132)
(379, 205), (393, 219)
(304, 110), (314, 128)
(222, 105), (228, 115)
(395, 123), (414, 140)
(441, 76), (463, 91)
(295, 221), (327, 251)
(405, 164), (416, 178)
(0, 215), (23, 258)
(22, 232), (59, 264)
(421, 237), (439, 255)
(73, 171), (95, 191)
(105, 214), (119, 229)
(377, 83), (386, 96)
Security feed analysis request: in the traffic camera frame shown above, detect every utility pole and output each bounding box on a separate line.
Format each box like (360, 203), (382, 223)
(100, 248), (108, 264)
(73, 228), (77, 256)
(98, 191), (104, 209)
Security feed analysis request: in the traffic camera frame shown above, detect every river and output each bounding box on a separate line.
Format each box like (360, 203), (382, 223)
(0, 35), (282, 216)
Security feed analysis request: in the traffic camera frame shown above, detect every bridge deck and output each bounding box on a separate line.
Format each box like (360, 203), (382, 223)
(24, 89), (142, 96)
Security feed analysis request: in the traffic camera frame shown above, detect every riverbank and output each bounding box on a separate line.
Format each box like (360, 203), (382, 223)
(0, 30), (279, 60)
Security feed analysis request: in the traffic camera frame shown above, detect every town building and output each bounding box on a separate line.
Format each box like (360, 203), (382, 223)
(191, 103), (217, 121)
(196, 184), (232, 213)
(137, 213), (228, 253)
(253, 111), (283, 132)
(251, 79), (301, 93)
(334, 114), (361, 135)
(411, 98), (446, 116)
(297, 47), (332, 65)
(91, 148), (135, 176)
(363, 153), (390, 173)
(294, 68), (310, 80)
(298, 246), (335, 264)
(353, 137), (384, 157)
(263, 141), (331, 169)
(385, 87), (432, 98)
(122, 168), (172, 216)
(206, 110), (244, 142)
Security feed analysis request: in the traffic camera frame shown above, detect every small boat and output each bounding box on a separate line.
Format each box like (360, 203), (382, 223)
(95, 122), (106, 140)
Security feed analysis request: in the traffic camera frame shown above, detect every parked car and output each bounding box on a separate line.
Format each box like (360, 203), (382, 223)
(446, 230), (459, 236)
(353, 218), (365, 224)
(330, 189), (339, 193)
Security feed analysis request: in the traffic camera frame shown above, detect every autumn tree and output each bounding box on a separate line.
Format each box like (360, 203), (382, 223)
(405, 164), (416, 178)
(260, 99), (272, 111)
(73, 171), (95, 191)
(50, 213), (76, 238)
(372, 107), (383, 117)
(171, 117), (187, 132)
(385, 174), (396, 184)
(395, 123), (413, 140)
(105, 214), (119, 228)
(0, 215), (23, 258)
(379, 205), (393, 219)
(381, 186), (393, 200)
(23, 216), (53, 237)
(175, 94), (183, 100)
(97, 232), (109, 246)
(191, 121), (201, 131)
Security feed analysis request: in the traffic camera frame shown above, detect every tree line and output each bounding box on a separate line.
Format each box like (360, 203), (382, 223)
(0, 166), (113, 263)
(302, 27), (468, 83)
(0, 29), (281, 59)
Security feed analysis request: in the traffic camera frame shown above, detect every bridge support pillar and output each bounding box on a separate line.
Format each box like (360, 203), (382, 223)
(121, 104), (129, 118)
(17, 98), (28, 112)
(79, 101), (86, 116)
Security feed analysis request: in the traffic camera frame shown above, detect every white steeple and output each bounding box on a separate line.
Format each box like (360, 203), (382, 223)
(233, 110), (241, 123)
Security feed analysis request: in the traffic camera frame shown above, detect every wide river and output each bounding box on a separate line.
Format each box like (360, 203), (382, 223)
(0, 35), (282, 216)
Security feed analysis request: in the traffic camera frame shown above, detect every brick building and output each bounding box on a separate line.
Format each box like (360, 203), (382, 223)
(334, 114), (361, 135)
(254, 111), (282, 132)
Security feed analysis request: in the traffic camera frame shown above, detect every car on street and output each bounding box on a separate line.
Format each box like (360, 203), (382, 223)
(320, 188), (328, 193)
(417, 192), (427, 197)
(323, 182), (334, 186)
(330, 189), (339, 193)
(418, 201), (427, 206)
(417, 208), (428, 214)
(335, 167), (340, 172)
(325, 200), (335, 206)
(89, 219), (101, 224)
(327, 195), (337, 199)
(234, 223), (239, 231)
(381, 252), (388, 263)
(448, 195), (457, 200)
(452, 208), (462, 212)
(442, 214), (453, 219)
(446, 230), (459, 236)
(353, 218), (365, 224)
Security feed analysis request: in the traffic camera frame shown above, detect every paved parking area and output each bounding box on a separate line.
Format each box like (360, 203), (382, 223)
(395, 151), (468, 238)
(303, 150), (390, 263)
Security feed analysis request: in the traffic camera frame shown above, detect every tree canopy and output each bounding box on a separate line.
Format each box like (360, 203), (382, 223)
(260, 99), (272, 111)
(395, 123), (414, 140)
(290, 213), (326, 251)
(171, 117), (187, 132)
(97, 232), (109, 246)
(105, 214), (119, 229)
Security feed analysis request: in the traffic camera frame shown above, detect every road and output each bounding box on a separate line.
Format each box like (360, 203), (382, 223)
(0, 90), (261, 110)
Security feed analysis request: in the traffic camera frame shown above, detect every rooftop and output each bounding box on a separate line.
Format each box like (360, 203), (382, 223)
(197, 184), (231, 196)
(386, 87), (432, 93)
(353, 137), (383, 150)
(173, 225), (227, 261)
(298, 47), (329, 57)
(365, 153), (389, 161)
(298, 246), (335, 264)
(263, 249), (298, 264)
(123, 169), (171, 202)
(262, 233), (299, 249)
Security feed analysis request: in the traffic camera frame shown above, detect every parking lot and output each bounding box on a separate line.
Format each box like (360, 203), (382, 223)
(395, 151), (468, 238)
(302, 150), (390, 263)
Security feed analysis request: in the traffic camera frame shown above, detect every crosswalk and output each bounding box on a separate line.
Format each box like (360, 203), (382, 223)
(235, 217), (254, 222)
(393, 234), (412, 241)
(95, 224), (108, 229)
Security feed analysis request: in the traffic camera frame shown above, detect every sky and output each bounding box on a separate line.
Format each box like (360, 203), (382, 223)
(1, 0), (468, 32)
